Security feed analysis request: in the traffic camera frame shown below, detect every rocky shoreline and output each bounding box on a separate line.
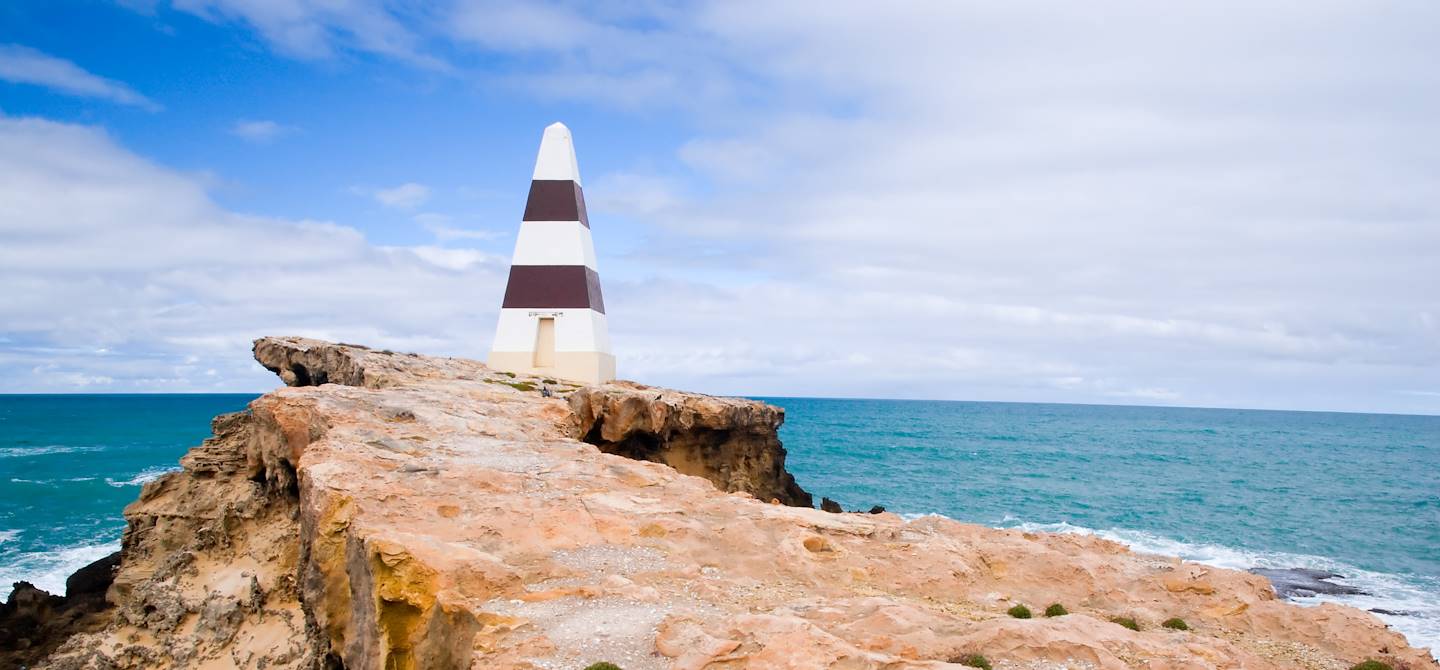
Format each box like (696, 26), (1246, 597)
(2, 337), (1435, 669)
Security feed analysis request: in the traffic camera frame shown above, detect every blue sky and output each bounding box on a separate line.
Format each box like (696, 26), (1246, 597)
(1, 1), (686, 254)
(1, 1), (1438, 414)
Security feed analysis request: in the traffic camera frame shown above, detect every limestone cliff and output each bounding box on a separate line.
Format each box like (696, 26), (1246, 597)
(570, 383), (813, 508)
(22, 337), (1437, 669)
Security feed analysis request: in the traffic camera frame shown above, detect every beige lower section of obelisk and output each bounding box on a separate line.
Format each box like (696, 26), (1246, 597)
(490, 307), (614, 384)
(487, 351), (616, 385)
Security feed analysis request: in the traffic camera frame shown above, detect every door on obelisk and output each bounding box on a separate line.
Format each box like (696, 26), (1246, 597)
(533, 317), (556, 368)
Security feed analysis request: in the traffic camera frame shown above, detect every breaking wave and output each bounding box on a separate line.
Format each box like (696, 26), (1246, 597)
(0, 539), (120, 600)
(900, 512), (1439, 659)
(105, 466), (180, 488)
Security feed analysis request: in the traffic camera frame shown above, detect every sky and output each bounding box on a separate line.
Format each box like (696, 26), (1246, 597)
(0, 1), (1437, 414)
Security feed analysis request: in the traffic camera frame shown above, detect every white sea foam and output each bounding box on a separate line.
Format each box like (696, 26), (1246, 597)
(10, 476), (99, 485)
(0, 529), (19, 544)
(898, 511), (1439, 658)
(0, 540), (121, 600)
(0, 445), (103, 459)
(105, 465), (180, 487)
(1006, 518), (1440, 659)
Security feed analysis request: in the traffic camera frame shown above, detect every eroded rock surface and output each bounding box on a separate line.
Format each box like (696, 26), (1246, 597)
(32, 338), (1438, 669)
(570, 382), (813, 508)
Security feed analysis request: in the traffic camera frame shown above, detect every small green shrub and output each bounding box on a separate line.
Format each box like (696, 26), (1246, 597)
(485, 378), (537, 392)
(542, 378), (558, 384)
(584, 663), (624, 670)
(502, 371), (517, 378)
(1349, 662), (1393, 670)
(949, 654), (991, 670)
(1110, 616), (1140, 631)
(1044, 603), (1068, 617)
(1006, 604), (1032, 619)
(1161, 617), (1189, 630)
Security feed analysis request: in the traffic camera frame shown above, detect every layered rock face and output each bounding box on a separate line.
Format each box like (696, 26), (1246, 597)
(570, 382), (813, 508)
(30, 337), (1437, 669)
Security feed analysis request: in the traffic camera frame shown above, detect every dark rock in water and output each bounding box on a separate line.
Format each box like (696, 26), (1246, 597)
(867, 505), (886, 514)
(2, 581), (64, 618)
(66, 551), (120, 599)
(820, 497), (843, 513)
(1, 582), (67, 664)
(1250, 567), (1367, 599)
(2, 561), (118, 668)
(1369, 608), (1413, 616)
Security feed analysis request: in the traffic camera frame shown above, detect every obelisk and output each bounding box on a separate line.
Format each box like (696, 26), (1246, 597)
(487, 122), (615, 384)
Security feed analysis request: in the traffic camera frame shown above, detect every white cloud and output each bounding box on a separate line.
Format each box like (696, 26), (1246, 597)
(0, 44), (160, 110)
(588, 173), (684, 217)
(0, 114), (508, 392)
(414, 213), (503, 242)
(399, 245), (499, 271)
(164, 0), (447, 69)
(230, 119), (294, 143)
(370, 182), (431, 209)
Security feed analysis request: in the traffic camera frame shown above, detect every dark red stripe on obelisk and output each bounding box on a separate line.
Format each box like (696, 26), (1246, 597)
(522, 180), (589, 227)
(500, 265), (606, 313)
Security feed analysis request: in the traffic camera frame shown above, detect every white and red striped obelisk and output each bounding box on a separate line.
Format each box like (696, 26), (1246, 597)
(488, 122), (615, 384)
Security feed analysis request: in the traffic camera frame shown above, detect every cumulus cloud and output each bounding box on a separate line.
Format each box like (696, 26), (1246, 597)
(0, 114), (508, 392)
(0, 44), (160, 110)
(230, 119), (295, 143)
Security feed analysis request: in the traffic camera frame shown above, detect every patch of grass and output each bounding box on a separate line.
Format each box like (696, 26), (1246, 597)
(1349, 662), (1393, 670)
(949, 654), (991, 670)
(1110, 616), (1140, 631)
(1006, 604), (1032, 619)
(1161, 617), (1189, 631)
(484, 378), (537, 392)
(1044, 603), (1068, 617)
(584, 664), (623, 670)
(542, 378), (558, 384)
(502, 371), (517, 378)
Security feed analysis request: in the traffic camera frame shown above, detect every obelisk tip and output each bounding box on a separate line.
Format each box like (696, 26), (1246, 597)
(532, 122), (581, 185)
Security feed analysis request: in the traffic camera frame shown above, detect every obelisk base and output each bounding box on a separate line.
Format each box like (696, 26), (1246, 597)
(487, 351), (616, 386)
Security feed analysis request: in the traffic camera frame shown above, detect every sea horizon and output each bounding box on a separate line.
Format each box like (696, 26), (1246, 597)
(3, 390), (1437, 419)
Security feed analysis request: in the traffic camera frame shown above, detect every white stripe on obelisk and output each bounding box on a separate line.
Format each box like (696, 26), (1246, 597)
(510, 221), (597, 269)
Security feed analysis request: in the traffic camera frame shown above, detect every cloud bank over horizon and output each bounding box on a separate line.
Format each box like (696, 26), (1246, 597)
(0, 1), (1437, 414)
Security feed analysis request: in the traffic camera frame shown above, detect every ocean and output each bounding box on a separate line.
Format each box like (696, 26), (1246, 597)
(0, 394), (257, 601)
(2, 394), (1437, 656)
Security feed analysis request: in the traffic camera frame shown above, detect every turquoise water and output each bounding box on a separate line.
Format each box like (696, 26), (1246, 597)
(0, 394), (257, 598)
(2, 394), (1437, 654)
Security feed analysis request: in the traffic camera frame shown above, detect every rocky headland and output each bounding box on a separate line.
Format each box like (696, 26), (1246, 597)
(3, 337), (1435, 669)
